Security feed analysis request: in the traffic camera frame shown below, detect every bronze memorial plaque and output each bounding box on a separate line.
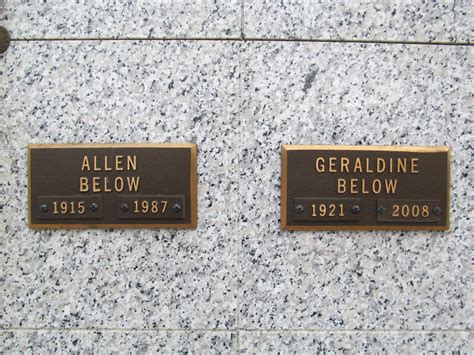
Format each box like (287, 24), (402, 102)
(281, 145), (450, 231)
(28, 144), (197, 229)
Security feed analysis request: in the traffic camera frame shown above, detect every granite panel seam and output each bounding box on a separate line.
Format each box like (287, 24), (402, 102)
(7, 37), (473, 46)
(1, 328), (472, 333)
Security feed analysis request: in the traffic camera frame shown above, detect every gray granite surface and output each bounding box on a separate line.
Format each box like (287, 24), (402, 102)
(2, 330), (471, 353)
(0, 0), (240, 39)
(239, 330), (473, 353)
(238, 42), (473, 330)
(1, 3), (473, 353)
(244, 0), (473, 42)
(448, 103), (473, 238)
(0, 330), (237, 353)
(1, 41), (240, 329)
(2, 0), (472, 42)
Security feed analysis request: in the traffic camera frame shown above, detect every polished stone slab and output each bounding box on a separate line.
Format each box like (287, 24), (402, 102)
(238, 42), (472, 330)
(0, 330), (237, 353)
(0, 40), (240, 329)
(447, 99), (473, 236)
(0, 0), (240, 39)
(0, 10), (472, 353)
(239, 330), (473, 353)
(244, 0), (473, 42)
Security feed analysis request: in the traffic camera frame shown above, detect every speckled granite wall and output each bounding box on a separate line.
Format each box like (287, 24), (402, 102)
(1, 1), (472, 353)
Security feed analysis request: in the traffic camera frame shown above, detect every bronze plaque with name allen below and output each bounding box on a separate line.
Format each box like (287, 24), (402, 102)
(281, 145), (450, 231)
(28, 144), (197, 229)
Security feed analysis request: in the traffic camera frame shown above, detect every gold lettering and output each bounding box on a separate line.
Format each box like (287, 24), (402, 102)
(104, 155), (112, 171)
(385, 179), (398, 194)
(376, 158), (386, 173)
(350, 178), (358, 194)
(361, 178), (369, 194)
(372, 179), (381, 194)
(354, 158), (362, 173)
(366, 158), (374, 173)
(329, 157), (336, 173)
(116, 155), (124, 171)
(340, 157), (349, 173)
(315, 157), (325, 173)
(397, 158), (407, 173)
(127, 176), (140, 192)
(79, 177), (89, 192)
(93, 156), (101, 171)
(103, 176), (112, 192)
(81, 156), (91, 171)
(115, 177), (124, 192)
(78, 176), (141, 192)
(92, 177), (101, 192)
(389, 158), (393, 173)
(338, 178), (346, 193)
(127, 155), (137, 171)
(411, 158), (419, 173)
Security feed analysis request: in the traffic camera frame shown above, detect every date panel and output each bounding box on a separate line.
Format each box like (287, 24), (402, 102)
(117, 195), (185, 220)
(36, 196), (103, 219)
(377, 199), (442, 223)
(294, 198), (361, 222)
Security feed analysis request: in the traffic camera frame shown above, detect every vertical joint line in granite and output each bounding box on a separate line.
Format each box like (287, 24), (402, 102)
(235, 36), (244, 355)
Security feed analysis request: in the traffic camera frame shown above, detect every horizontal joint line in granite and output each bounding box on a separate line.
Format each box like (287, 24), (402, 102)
(9, 37), (473, 47)
(1, 328), (472, 334)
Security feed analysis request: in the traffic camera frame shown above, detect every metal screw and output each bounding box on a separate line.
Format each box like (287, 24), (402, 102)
(172, 203), (182, 213)
(295, 204), (304, 214)
(120, 203), (129, 212)
(39, 204), (48, 213)
(0, 26), (10, 54)
(351, 205), (361, 214)
(90, 202), (99, 212)
(432, 206), (441, 215)
(377, 206), (386, 214)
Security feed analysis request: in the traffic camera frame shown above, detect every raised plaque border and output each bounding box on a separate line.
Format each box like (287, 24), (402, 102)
(28, 143), (197, 229)
(281, 145), (450, 231)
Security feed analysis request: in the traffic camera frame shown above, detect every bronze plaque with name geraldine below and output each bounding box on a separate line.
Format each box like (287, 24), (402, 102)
(28, 144), (197, 229)
(281, 145), (450, 231)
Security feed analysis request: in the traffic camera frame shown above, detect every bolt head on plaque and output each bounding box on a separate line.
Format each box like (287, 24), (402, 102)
(28, 144), (197, 229)
(281, 145), (450, 231)
(120, 203), (129, 212)
(351, 205), (361, 214)
(295, 204), (305, 214)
